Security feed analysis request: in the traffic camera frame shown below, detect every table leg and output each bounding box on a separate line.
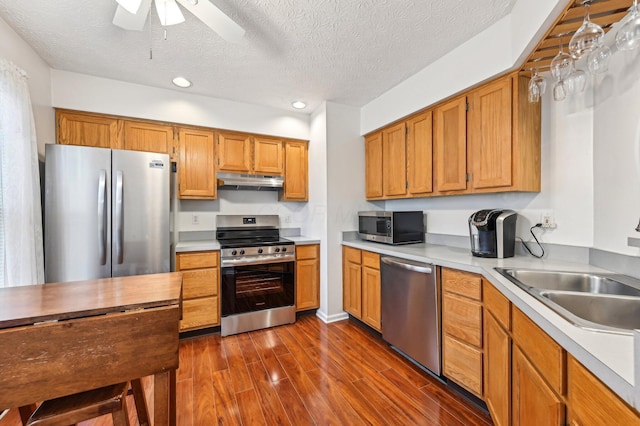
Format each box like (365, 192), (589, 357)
(153, 370), (176, 426)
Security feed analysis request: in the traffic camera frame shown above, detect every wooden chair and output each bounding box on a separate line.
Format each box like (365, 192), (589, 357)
(24, 379), (149, 426)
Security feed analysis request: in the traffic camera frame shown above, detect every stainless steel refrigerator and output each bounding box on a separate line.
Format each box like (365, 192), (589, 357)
(44, 144), (170, 283)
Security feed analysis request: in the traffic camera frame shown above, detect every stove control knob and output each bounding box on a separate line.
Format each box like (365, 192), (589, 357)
(258, 248), (263, 254)
(231, 250), (237, 256)
(275, 247), (281, 253)
(282, 247), (287, 252)
(240, 250), (245, 255)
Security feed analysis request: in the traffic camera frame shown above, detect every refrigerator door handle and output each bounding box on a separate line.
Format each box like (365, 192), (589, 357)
(115, 170), (124, 264)
(97, 169), (107, 265)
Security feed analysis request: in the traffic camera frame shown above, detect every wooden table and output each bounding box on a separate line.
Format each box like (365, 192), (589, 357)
(0, 272), (182, 425)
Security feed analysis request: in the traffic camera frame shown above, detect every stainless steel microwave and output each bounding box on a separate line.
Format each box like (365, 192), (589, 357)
(358, 211), (424, 245)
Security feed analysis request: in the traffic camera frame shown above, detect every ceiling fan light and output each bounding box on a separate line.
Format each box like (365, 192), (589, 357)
(155, 0), (185, 26)
(172, 77), (192, 88)
(116, 0), (143, 14)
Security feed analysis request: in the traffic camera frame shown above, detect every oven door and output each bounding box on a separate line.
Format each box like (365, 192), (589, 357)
(221, 260), (295, 316)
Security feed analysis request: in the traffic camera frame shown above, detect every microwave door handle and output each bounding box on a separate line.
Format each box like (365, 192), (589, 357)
(114, 170), (124, 264)
(97, 169), (107, 265)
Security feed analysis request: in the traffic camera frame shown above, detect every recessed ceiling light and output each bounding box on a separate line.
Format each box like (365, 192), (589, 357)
(172, 77), (192, 88)
(291, 101), (306, 109)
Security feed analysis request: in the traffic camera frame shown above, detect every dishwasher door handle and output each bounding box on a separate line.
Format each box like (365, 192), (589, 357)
(381, 256), (433, 274)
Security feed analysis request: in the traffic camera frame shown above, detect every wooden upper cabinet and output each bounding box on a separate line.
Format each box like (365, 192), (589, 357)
(217, 131), (252, 173)
(433, 95), (467, 193)
(382, 122), (407, 197)
(178, 127), (216, 199)
(282, 140), (308, 201)
(253, 137), (284, 175)
(407, 111), (433, 196)
(468, 77), (512, 190)
(56, 110), (123, 149)
(364, 132), (383, 199)
(123, 121), (174, 156)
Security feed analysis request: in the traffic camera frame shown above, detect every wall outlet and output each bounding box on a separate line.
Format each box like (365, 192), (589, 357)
(541, 211), (557, 229)
(192, 214), (200, 225)
(284, 215), (291, 224)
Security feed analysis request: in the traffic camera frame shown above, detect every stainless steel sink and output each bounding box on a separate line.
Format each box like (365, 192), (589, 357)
(539, 291), (640, 332)
(495, 268), (640, 334)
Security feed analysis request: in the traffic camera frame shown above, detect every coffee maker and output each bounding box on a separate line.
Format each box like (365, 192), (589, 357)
(468, 209), (517, 258)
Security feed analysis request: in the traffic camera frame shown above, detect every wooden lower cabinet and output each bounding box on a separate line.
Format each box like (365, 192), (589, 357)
(176, 250), (220, 331)
(441, 268), (483, 398)
(342, 246), (381, 331)
(567, 355), (640, 425)
(296, 244), (320, 311)
(513, 346), (565, 426)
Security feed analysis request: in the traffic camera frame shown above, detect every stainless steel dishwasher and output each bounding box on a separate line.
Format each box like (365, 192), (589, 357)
(380, 256), (441, 375)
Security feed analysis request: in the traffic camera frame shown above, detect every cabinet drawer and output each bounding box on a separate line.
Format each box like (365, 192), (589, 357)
(361, 251), (380, 270)
(180, 296), (219, 331)
(182, 268), (218, 299)
(484, 280), (511, 330)
(442, 268), (482, 301)
(568, 355), (640, 424)
(343, 246), (361, 264)
(177, 251), (218, 270)
(513, 307), (565, 396)
(296, 244), (318, 260)
(443, 334), (483, 397)
(443, 293), (482, 347)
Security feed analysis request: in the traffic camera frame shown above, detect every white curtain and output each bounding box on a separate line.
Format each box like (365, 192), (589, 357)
(0, 58), (44, 287)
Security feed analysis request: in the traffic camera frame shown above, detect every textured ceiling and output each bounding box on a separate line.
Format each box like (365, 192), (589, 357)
(0, 0), (518, 113)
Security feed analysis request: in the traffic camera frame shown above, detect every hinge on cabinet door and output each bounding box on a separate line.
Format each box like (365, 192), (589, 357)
(466, 103), (470, 112)
(405, 126), (409, 135)
(466, 173), (472, 182)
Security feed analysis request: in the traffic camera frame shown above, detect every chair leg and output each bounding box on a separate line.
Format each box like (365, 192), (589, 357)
(18, 405), (36, 425)
(130, 379), (150, 426)
(111, 394), (130, 426)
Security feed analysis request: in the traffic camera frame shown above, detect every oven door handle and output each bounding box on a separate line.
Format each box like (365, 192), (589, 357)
(221, 255), (295, 267)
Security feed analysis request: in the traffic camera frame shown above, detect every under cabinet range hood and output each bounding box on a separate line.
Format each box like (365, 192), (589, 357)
(217, 172), (284, 191)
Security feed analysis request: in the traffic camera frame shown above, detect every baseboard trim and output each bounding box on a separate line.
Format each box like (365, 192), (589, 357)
(316, 310), (349, 324)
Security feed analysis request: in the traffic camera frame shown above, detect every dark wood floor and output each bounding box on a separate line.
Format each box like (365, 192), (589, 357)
(1, 315), (493, 425)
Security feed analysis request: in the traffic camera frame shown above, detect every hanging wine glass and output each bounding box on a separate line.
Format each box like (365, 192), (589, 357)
(616, 0), (640, 51)
(569, 1), (605, 59)
(527, 69), (546, 103)
(565, 67), (587, 94)
(550, 42), (574, 81)
(587, 44), (612, 74)
(553, 80), (567, 101)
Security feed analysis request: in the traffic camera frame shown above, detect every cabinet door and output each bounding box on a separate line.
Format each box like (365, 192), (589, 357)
(361, 266), (381, 331)
(484, 311), (511, 426)
(254, 137), (284, 175)
(296, 245), (319, 312)
(123, 121), (174, 156)
(56, 110), (122, 149)
(433, 96), (467, 192)
(382, 122), (407, 197)
(513, 347), (565, 426)
(178, 128), (216, 199)
(468, 77), (512, 190)
(217, 132), (251, 173)
(342, 247), (362, 318)
(282, 141), (308, 201)
(407, 111), (433, 196)
(364, 132), (384, 199)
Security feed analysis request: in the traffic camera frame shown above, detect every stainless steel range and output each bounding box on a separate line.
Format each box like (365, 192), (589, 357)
(217, 215), (296, 336)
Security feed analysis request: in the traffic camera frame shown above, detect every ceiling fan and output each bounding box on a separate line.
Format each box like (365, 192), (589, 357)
(113, 0), (245, 43)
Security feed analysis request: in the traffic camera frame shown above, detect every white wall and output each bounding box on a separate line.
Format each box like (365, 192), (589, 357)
(0, 16), (54, 156)
(593, 36), (640, 255)
(51, 70), (309, 140)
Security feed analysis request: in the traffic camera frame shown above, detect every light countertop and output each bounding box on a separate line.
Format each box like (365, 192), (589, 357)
(342, 235), (638, 410)
(175, 236), (319, 253)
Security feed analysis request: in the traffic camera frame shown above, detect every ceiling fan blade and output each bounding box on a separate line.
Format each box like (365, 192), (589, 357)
(116, 0), (142, 14)
(176, 0), (245, 43)
(113, 0), (152, 31)
(155, 0), (185, 26)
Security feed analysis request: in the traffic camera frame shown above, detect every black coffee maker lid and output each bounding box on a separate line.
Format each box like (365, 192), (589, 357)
(469, 209), (507, 227)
